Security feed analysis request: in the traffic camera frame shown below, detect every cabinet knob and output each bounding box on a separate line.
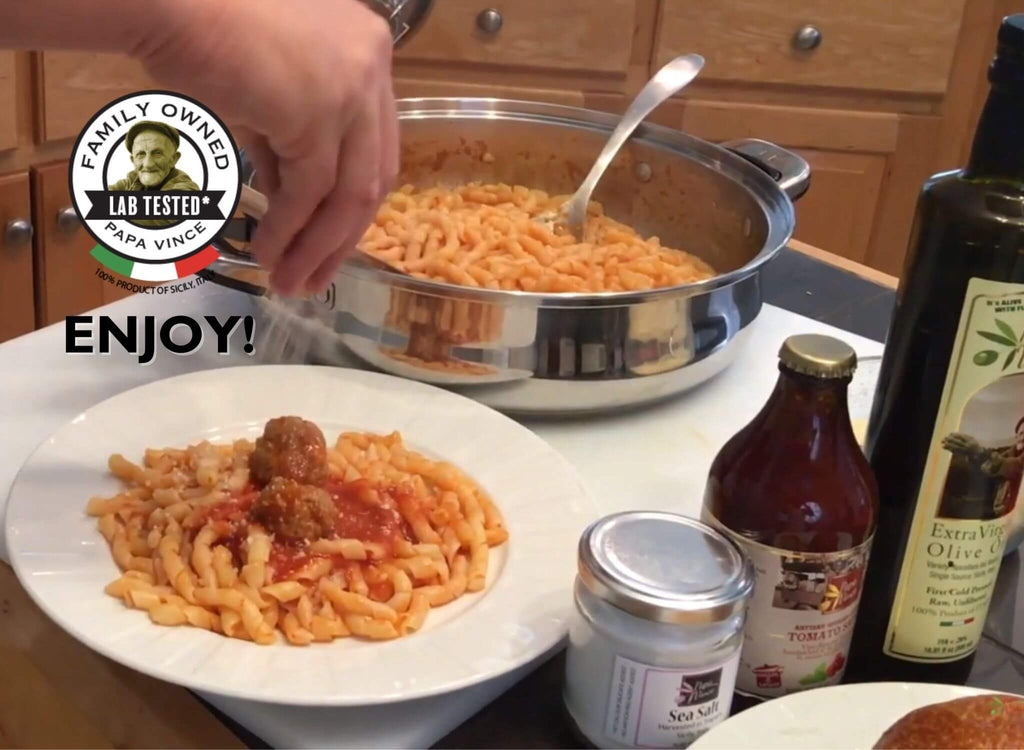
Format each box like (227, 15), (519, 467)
(792, 24), (823, 51)
(57, 207), (81, 234)
(476, 8), (503, 34)
(4, 218), (33, 248)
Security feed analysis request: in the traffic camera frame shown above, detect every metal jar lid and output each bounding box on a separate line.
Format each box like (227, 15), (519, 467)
(578, 511), (754, 626)
(779, 333), (857, 379)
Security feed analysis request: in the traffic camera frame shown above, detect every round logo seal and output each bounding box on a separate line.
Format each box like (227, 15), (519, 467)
(69, 90), (241, 282)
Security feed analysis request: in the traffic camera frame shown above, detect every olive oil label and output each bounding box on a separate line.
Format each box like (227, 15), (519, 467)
(702, 511), (871, 698)
(603, 653), (738, 748)
(885, 278), (1024, 662)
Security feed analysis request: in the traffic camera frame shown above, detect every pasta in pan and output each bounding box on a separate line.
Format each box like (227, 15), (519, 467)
(358, 182), (716, 293)
(87, 416), (508, 645)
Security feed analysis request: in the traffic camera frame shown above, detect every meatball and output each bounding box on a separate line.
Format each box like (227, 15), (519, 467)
(250, 416), (328, 487)
(251, 477), (337, 542)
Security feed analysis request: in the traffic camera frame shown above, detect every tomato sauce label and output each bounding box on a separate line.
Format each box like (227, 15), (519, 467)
(702, 511), (872, 698)
(882, 278), (1023, 662)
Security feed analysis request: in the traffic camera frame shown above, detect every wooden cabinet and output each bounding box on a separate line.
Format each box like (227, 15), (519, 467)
(0, 171), (35, 342)
(0, 53), (18, 152)
(791, 150), (886, 264)
(31, 161), (105, 325)
(655, 0), (966, 95)
(30, 160), (157, 326)
(395, 0), (654, 94)
(650, 97), (943, 274)
(0, 0), (1011, 343)
(397, 0), (638, 77)
(648, 0), (999, 277)
(38, 53), (154, 143)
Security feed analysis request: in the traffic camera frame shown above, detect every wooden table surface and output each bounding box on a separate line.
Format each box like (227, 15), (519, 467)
(0, 240), (898, 749)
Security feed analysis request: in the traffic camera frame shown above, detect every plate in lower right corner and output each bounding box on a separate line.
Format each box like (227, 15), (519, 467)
(691, 682), (997, 750)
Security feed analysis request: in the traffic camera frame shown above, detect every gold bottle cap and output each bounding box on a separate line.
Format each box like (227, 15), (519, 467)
(779, 334), (857, 379)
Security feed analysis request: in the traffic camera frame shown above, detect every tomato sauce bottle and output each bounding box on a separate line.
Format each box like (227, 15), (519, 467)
(701, 334), (878, 699)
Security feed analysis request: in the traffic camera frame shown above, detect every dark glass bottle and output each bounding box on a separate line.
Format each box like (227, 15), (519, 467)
(703, 334), (878, 699)
(846, 16), (1024, 684)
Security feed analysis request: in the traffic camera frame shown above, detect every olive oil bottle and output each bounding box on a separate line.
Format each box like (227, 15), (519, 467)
(847, 15), (1024, 684)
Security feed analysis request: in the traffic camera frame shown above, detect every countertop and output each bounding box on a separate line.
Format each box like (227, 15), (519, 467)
(1, 241), (1019, 749)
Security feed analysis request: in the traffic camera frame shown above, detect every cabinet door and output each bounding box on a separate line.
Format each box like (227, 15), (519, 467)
(791, 150), (886, 264)
(31, 161), (105, 324)
(0, 171), (36, 342)
(0, 52), (18, 152)
(654, 99), (894, 266)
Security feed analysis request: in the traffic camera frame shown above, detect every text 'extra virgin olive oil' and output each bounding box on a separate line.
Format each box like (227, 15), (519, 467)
(846, 15), (1024, 685)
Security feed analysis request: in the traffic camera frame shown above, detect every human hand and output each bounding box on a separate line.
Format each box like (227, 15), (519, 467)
(138, 0), (398, 295)
(942, 432), (983, 457)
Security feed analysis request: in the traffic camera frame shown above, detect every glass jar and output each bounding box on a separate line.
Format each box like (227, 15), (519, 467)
(563, 512), (754, 749)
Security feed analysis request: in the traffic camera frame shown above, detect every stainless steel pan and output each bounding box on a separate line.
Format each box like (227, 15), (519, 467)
(206, 98), (810, 415)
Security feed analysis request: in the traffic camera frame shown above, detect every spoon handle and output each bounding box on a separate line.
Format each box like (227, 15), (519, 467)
(565, 53), (705, 232)
(239, 184), (269, 219)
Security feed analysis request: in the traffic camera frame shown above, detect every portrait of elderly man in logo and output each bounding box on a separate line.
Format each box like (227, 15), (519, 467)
(108, 120), (198, 226)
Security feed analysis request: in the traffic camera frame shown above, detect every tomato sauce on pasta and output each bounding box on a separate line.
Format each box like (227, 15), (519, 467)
(87, 418), (509, 645)
(327, 480), (414, 547)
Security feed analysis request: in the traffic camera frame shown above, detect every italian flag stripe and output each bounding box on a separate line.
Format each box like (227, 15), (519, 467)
(92, 244), (217, 281)
(131, 261), (178, 282)
(90, 245), (133, 277)
(175, 246), (219, 278)
(939, 617), (975, 627)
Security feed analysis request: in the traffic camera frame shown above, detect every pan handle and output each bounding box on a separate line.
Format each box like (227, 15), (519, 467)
(721, 138), (811, 202)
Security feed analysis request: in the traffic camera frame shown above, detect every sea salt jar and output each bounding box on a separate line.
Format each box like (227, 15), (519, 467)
(564, 512), (754, 749)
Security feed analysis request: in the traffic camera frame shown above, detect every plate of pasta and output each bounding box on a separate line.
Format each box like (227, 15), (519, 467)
(4, 365), (596, 705)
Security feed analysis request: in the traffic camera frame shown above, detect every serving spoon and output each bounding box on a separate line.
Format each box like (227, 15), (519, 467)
(540, 53), (705, 237)
(235, 54), (703, 274)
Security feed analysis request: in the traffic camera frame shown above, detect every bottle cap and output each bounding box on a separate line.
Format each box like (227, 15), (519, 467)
(778, 333), (857, 379)
(991, 15), (1024, 83)
(999, 14), (1024, 50)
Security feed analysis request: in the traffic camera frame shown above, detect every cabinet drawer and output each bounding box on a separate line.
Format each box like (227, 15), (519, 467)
(0, 171), (35, 342)
(397, 0), (637, 77)
(655, 0), (966, 94)
(39, 53), (154, 142)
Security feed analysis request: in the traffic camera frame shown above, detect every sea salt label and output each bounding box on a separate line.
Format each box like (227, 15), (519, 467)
(603, 654), (738, 748)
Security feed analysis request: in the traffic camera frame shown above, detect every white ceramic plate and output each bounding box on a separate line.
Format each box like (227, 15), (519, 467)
(692, 682), (1002, 750)
(5, 365), (597, 706)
